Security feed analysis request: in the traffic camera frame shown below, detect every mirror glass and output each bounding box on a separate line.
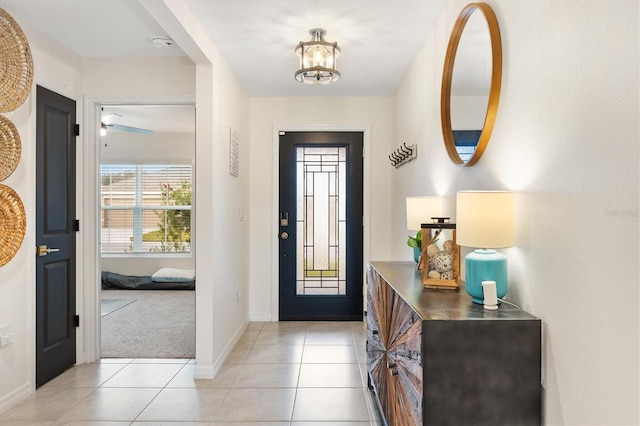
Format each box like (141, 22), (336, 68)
(441, 3), (502, 167)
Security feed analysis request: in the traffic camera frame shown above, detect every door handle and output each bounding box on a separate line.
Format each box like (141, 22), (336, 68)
(37, 245), (60, 257)
(280, 232), (289, 240)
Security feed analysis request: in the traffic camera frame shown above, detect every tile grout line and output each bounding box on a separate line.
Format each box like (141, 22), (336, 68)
(289, 328), (308, 423)
(128, 358), (191, 424)
(211, 324), (263, 421)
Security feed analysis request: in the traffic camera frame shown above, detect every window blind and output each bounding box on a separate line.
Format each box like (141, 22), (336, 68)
(101, 164), (192, 254)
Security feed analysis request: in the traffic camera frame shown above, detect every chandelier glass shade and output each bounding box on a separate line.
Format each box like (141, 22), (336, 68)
(295, 28), (341, 84)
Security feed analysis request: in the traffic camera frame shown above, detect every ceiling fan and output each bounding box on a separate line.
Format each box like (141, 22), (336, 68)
(101, 111), (152, 135)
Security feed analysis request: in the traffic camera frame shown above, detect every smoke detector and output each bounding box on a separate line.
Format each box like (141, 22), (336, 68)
(152, 36), (174, 48)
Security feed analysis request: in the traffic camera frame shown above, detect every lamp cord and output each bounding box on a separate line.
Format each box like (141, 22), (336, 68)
(498, 298), (521, 310)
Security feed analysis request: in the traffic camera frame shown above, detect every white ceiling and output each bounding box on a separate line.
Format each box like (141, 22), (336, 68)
(0, 0), (447, 133)
(187, 0), (446, 97)
(102, 105), (195, 134)
(0, 0), (446, 98)
(0, 0), (185, 58)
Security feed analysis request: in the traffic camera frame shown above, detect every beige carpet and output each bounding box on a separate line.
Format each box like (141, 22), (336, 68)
(101, 289), (195, 358)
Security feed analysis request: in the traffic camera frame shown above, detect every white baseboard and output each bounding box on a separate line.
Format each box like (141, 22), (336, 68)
(250, 314), (274, 322)
(212, 318), (249, 373)
(0, 382), (32, 415)
(193, 364), (216, 379)
(193, 318), (249, 380)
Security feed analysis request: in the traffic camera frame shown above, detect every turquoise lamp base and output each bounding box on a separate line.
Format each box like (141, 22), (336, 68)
(465, 249), (508, 304)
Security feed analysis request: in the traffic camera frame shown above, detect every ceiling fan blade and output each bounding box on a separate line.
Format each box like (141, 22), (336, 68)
(102, 112), (123, 120)
(106, 123), (153, 134)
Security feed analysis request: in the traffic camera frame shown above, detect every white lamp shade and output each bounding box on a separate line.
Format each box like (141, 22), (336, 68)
(456, 191), (515, 248)
(406, 196), (443, 231)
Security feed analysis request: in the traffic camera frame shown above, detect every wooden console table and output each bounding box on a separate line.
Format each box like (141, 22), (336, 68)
(366, 261), (541, 425)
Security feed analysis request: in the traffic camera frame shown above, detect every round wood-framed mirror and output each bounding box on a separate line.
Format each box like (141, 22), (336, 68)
(441, 2), (502, 167)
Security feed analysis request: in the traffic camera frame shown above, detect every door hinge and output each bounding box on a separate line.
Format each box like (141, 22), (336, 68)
(74, 315), (80, 327)
(73, 219), (80, 232)
(74, 124), (80, 136)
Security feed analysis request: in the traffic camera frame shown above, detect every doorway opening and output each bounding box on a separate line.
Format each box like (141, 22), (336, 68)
(97, 104), (196, 359)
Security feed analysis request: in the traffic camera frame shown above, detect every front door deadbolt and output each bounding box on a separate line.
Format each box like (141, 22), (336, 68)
(280, 212), (289, 227)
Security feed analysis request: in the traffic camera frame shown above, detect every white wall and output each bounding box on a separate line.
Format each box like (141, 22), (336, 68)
(101, 131), (195, 163)
(198, 52), (251, 376)
(0, 22), (83, 412)
(82, 57), (195, 100)
(101, 131), (196, 276)
(249, 97), (393, 320)
(393, 1), (639, 424)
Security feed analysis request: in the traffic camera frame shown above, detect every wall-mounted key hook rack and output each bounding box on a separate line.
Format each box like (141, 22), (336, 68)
(389, 142), (417, 168)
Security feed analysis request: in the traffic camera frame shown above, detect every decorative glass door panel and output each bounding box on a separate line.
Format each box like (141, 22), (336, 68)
(296, 147), (347, 295)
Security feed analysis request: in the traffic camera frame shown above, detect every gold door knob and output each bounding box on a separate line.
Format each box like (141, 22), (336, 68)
(37, 245), (60, 257)
(281, 232), (289, 240)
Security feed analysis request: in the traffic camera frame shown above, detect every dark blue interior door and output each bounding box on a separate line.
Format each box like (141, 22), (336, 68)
(279, 131), (363, 321)
(36, 85), (77, 387)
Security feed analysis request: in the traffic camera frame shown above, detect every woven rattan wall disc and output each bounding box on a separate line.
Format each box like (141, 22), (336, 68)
(0, 115), (21, 181)
(0, 183), (26, 266)
(0, 8), (34, 113)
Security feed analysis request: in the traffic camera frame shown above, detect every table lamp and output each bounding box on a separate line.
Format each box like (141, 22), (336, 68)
(406, 196), (443, 262)
(406, 196), (444, 231)
(456, 191), (515, 304)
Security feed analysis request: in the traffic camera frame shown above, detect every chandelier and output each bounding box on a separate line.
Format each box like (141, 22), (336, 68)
(295, 28), (341, 84)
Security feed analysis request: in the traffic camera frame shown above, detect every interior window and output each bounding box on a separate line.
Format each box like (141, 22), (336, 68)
(101, 164), (192, 254)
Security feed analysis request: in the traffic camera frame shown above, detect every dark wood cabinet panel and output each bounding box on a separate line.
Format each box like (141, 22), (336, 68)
(366, 266), (392, 420)
(367, 264), (423, 425)
(366, 261), (542, 426)
(387, 290), (422, 426)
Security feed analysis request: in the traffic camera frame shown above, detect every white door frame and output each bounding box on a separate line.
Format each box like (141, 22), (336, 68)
(80, 96), (195, 362)
(270, 125), (372, 321)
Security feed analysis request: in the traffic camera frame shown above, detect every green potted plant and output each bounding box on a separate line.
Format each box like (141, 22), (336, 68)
(407, 230), (422, 263)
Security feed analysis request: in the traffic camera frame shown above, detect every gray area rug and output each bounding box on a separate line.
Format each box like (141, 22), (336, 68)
(101, 289), (195, 359)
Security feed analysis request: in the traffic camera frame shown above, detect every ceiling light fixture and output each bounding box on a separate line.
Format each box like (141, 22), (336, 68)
(295, 28), (341, 84)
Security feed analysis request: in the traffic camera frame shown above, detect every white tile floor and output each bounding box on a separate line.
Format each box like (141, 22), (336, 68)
(0, 321), (383, 425)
